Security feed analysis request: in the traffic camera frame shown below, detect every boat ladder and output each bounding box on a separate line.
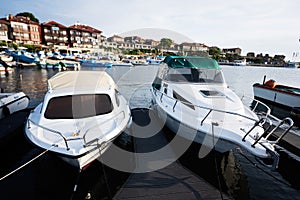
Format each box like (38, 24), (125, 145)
(242, 116), (294, 169)
(243, 116), (294, 146)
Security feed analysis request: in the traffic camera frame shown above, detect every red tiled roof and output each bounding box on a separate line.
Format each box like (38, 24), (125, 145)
(68, 24), (102, 33)
(42, 20), (67, 29)
(0, 19), (10, 25)
(8, 16), (40, 25)
(111, 35), (123, 39)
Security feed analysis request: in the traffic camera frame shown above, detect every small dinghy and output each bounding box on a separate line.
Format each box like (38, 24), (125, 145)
(0, 89), (30, 119)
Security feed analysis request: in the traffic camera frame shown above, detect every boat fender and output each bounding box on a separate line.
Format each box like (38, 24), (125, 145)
(2, 105), (10, 117)
(264, 79), (276, 88)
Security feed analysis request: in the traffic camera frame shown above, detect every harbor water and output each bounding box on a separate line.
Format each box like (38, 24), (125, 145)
(0, 65), (300, 199)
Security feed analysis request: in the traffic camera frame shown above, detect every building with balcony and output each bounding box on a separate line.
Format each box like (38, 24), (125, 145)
(0, 19), (10, 43)
(124, 36), (145, 44)
(178, 42), (209, 52)
(68, 23), (103, 48)
(2, 14), (41, 46)
(222, 47), (242, 55)
(41, 20), (68, 47)
(107, 35), (124, 43)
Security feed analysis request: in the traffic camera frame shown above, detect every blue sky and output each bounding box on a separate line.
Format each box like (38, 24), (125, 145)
(1, 0), (300, 60)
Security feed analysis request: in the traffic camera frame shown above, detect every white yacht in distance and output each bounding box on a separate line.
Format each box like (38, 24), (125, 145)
(25, 71), (131, 169)
(151, 56), (293, 169)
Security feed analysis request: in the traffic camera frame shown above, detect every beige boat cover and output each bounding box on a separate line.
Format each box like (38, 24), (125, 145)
(48, 71), (116, 91)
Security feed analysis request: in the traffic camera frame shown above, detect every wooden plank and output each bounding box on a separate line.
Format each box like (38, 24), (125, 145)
(113, 109), (229, 200)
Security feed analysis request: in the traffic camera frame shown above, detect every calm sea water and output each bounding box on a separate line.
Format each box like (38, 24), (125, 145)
(0, 65), (300, 199)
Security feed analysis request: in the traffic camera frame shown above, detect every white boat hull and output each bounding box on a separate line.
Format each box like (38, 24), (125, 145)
(151, 87), (273, 159)
(59, 140), (113, 169)
(25, 71), (132, 169)
(253, 85), (300, 109)
(0, 92), (30, 119)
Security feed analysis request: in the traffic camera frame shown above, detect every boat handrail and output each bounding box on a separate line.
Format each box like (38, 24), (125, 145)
(153, 87), (260, 122)
(27, 118), (70, 150)
(240, 94), (271, 117)
(27, 110), (126, 150)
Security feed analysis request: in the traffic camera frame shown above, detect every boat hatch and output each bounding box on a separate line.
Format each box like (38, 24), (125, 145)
(199, 90), (224, 97)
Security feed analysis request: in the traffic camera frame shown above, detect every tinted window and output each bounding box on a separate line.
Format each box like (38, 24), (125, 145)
(44, 94), (113, 119)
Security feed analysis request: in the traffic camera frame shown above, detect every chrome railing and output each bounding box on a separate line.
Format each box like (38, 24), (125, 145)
(152, 87), (268, 123)
(27, 110), (127, 150)
(152, 87), (293, 147)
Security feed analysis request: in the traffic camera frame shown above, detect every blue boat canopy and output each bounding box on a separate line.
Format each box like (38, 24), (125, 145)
(163, 56), (220, 70)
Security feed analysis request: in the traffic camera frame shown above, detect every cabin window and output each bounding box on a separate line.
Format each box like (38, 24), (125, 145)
(152, 77), (162, 90)
(165, 68), (224, 84)
(173, 91), (195, 110)
(200, 90), (224, 97)
(115, 90), (120, 107)
(44, 94), (113, 119)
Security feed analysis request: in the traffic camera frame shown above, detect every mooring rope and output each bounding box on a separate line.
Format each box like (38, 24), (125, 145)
(0, 145), (55, 181)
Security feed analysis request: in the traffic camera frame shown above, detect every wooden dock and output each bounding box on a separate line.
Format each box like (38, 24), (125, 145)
(113, 109), (229, 200)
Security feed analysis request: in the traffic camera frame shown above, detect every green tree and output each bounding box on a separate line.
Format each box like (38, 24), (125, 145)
(160, 38), (173, 49)
(16, 12), (39, 23)
(208, 46), (222, 60)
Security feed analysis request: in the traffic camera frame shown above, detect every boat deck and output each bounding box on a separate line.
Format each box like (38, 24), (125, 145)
(113, 109), (229, 200)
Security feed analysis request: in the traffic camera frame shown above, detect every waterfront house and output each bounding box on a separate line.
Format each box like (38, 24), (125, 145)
(0, 19), (10, 43)
(41, 20), (68, 47)
(222, 47), (242, 55)
(68, 22), (103, 48)
(107, 35), (124, 43)
(3, 14), (41, 46)
(179, 42), (209, 52)
(145, 39), (160, 47)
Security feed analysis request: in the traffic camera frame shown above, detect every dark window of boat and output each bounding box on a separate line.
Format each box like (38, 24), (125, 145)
(200, 90), (224, 97)
(115, 89), (120, 107)
(44, 94), (113, 119)
(152, 77), (162, 90)
(173, 91), (195, 110)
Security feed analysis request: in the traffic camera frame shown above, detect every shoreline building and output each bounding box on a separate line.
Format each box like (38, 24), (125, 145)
(41, 20), (68, 47)
(68, 22), (104, 49)
(0, 19), (10, 44)
(1, 14), (41, 46)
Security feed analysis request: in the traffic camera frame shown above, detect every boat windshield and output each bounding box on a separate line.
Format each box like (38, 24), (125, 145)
(164, 68), (225, 84)
(44, 94), (113, 119)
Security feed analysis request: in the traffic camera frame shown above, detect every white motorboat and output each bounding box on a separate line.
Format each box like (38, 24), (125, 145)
(25, 71), (132, 169)
(0, 54), (13, 62)
(253, 77), (300, 109)
(151, 56), (293, 169)
(0, 89), (30, 119)
(80, 59), (113, 68)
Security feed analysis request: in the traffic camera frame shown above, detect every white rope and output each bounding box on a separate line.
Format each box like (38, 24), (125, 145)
(0, 145), (55, 181)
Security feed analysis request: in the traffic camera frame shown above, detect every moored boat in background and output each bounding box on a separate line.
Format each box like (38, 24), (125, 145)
(0, 90), (30, 119)
(253, 76), (300, 110)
